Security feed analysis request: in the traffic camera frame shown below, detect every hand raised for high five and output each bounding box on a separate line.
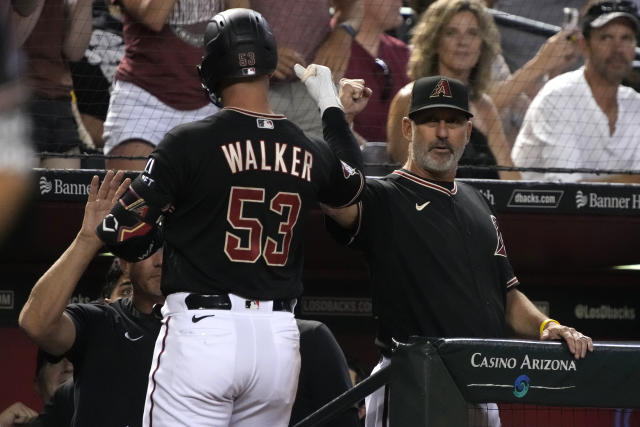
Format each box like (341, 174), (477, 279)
(77, 170), (131, 248)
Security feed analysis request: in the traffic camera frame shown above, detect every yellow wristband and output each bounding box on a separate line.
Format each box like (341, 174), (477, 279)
(539, 318), (559, 335)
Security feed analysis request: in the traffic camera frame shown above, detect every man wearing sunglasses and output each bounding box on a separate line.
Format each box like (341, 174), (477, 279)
(513, 0), (640, 182)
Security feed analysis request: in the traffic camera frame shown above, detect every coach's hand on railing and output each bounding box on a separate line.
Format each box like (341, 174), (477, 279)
(540, 318), (594, 359)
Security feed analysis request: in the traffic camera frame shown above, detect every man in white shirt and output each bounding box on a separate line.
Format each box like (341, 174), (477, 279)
(512, 0), (640, 182)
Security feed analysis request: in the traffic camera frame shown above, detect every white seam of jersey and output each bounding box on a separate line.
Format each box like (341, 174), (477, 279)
(346, 201), (363, 246)
(223, 107), (287, 120)
(392, 170), (457, 196)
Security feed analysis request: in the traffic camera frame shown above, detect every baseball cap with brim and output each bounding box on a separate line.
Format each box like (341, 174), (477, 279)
(583, 1), (639, 33)
(408, 75), (473, 120)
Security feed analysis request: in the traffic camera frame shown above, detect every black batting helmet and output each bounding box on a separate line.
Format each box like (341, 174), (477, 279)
(197, 8), (277, 105)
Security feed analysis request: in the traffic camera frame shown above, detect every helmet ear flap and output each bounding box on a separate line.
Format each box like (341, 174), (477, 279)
(196, 62), (222, 107)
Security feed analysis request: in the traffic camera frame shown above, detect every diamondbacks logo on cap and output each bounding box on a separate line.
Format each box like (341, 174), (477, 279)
(430, 79), (453, 99)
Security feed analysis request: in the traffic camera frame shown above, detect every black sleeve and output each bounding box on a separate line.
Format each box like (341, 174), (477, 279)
(97, 131), (184, 261)
(322, 107), (363, 172)
(64, 302), (105, 365)
(325, 178), (387, 249)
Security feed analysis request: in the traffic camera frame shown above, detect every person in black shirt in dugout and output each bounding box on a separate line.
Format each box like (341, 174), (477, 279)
(19, 171), (165, 427)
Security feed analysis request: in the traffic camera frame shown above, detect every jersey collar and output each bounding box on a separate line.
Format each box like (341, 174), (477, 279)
(392, 169), (458, 196)
(223, 107), (286, 119)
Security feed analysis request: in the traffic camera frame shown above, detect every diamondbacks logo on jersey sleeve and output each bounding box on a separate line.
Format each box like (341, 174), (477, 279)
(490, 215), (507, 257)
(430, 79), (453, 98)
(341, 160), (357, 179)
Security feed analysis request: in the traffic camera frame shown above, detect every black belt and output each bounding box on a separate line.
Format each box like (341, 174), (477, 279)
(184, 293), (294, 312)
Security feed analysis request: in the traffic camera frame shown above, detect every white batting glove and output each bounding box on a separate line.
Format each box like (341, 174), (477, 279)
(294, 63), (343, 115)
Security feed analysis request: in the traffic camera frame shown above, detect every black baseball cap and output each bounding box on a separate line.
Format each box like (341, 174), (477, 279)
(582, 1), (639, 34)
(408, 75), (473, 120)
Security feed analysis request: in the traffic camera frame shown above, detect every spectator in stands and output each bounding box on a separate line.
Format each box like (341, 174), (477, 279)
(289, 319), (360, 427)
(1, 1), (36, 243)
(103, 1), (248, 171)
(485, 3), (581, 146)
(386, 0), (520, 180)
(22, 0), (94, 169)
(19, 171), (165, 426)
(342, 0), (409, 144)
(512, 0), (640, 182)
(489, 0), (588, 74)
(249, 0), (364, 142)
(69, 0), (124, 153)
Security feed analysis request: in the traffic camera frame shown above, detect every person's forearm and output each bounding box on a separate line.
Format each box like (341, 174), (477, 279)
(505, 289), (548, 339)
(488, 56), (546, 111)
(63, 0), (93, 62)
(19, 234), (101, 341)
(117, 0), (177, 32)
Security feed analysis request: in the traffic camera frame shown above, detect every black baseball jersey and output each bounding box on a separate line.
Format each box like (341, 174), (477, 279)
(290, 320), (360, 427)
(328, 169), (519, 349)
(64, 297), (161, 427)
(28, 378), (74, 427)
(138, 107), (363, 299)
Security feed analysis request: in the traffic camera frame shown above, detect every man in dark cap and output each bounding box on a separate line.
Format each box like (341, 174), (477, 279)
(323, 75), (594, 426)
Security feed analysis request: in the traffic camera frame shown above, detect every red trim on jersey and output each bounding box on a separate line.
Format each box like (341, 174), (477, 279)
(506, 277), (519, 289)
(223, 107), (286, 120)
(392, 170), (458, 196)
(148, 316), (171, 427)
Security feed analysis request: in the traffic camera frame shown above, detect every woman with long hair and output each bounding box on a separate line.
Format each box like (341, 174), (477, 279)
(387, 0), (520, 179)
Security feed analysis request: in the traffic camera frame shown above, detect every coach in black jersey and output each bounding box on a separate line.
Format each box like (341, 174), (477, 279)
(19, 171), (165, 427)
(95, 8), (365, 427)
(324, 75), (594, 427)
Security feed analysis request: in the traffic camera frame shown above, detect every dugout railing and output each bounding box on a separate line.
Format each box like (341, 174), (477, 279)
(293, 338), (640, 427)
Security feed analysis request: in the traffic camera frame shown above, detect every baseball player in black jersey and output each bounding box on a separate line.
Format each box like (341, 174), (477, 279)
(95, 8), (364, 427)
(19, 170), (166, 427)
(324, 75), (594, 427)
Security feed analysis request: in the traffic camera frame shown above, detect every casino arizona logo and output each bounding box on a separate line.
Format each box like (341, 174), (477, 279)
(471, 352), (576, 372)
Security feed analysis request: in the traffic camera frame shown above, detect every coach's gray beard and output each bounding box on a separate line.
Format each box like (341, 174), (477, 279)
(411, 140), (462, 174)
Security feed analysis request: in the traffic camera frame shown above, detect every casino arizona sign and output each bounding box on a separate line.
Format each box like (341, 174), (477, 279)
(471, 353), (577, 372)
